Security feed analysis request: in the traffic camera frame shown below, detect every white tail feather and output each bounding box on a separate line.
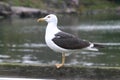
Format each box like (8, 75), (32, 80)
(84, 43), (98, 51)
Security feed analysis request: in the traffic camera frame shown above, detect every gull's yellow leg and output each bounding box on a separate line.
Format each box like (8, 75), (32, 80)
(55, 53), (65, 68)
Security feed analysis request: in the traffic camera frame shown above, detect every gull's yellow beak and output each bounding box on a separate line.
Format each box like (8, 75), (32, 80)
(37, 18), (45, 22)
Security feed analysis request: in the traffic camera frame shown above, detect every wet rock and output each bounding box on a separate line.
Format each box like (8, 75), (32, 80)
(11, 6), (48, 18)
(0, 63), (120, 80)
(55, 8), (77, 14)
(0, 2), (12, 18)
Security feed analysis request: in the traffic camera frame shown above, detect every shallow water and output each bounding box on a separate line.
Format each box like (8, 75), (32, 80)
(0, 14), (120, 68)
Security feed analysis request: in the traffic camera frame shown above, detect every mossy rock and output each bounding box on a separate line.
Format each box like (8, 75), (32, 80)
(0, 2), (12, 18)
(0, 63), (120, 80)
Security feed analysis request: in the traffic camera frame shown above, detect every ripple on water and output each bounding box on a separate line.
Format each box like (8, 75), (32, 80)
(75, 25), (120, 31)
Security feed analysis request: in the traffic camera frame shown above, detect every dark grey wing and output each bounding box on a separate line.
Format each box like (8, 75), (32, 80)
(52, 32), (90, 49)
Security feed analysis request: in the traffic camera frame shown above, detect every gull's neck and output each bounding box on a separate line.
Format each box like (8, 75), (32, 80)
(46, 22), (61, 35)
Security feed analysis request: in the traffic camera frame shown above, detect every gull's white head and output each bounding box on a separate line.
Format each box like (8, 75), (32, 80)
(37, 14), (58, 24)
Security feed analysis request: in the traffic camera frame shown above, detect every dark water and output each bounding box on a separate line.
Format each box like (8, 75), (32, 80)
(0, 14), (120, 67)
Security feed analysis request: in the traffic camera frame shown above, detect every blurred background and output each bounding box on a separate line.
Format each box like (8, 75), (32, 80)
(0, 0), (120, 67)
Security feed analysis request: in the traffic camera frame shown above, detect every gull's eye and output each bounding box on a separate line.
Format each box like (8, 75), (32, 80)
(47, 16), (50, 18)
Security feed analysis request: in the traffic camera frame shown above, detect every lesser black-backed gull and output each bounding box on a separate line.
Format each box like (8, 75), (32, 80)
(37, 14), (103, 68)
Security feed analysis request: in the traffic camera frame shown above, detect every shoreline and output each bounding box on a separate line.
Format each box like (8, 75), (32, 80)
(0, 1), (120, 19)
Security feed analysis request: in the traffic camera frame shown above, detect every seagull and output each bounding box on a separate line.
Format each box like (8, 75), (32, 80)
(37, 14), (103, 68)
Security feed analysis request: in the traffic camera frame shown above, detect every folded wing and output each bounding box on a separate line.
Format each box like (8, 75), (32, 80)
(52, 32), (90, 49)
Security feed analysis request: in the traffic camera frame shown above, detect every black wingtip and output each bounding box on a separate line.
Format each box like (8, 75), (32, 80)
(94, 43), (105, 48)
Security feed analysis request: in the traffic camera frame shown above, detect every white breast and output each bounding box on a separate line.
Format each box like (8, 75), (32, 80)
(45, 23), (68, 53)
